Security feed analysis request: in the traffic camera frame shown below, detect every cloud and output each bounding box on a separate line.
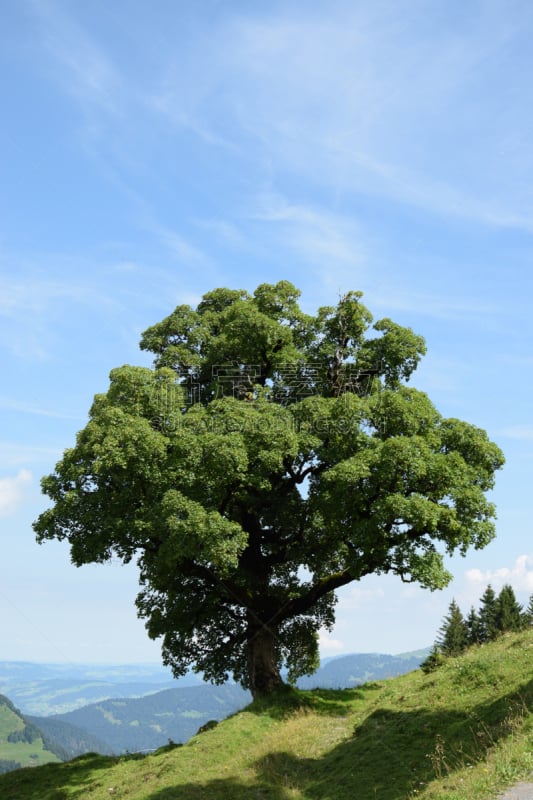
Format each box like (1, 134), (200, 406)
(466, 555), (533, 594)
(0, 470), (32, 517)
(26, 1), (533, 241)
(318, 631), (345, 653)
(366, 288), (497, 323)
(338, 583), (385, 611)
(0, 443), (62, 468)
(227, 4), (533, 230)
(0, 267), (116, 360)
(140, 3), (533, 233)
(0, 396), (84, 421)
(193, 219), (249, 251)
(499, 426), (533, 442)
(251, 194), (365, 294)
(153, 227), (212, 267)
(30, 0), (122, 114)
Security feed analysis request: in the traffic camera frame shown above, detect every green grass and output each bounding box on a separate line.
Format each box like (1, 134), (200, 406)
(2, 630), (533, 799)
(0, 700), (61, 772)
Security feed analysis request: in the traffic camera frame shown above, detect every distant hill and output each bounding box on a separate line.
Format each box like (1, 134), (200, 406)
(51, 683), (250, 753)
(0, 651), (427, 718)
(0, 694), (63, 773)
(295, 648), (429, 689)
(0, 662), (190, 715)
(25, 715), (114, 759)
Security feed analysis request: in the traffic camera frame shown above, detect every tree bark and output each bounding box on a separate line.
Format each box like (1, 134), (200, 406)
(246, 620), (283, 698)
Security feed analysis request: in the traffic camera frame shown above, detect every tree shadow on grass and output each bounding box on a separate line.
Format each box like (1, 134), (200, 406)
(146, 677), (533, 800)
(245, 682), (382, 721)
(145, 776), (293, 800)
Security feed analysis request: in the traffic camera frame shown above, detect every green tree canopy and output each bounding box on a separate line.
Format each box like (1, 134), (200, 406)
(33, 282), (504, 696)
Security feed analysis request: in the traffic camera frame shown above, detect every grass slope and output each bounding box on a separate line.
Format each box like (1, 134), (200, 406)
(1, 629), (533, 800)
(0, 696), (61, 774)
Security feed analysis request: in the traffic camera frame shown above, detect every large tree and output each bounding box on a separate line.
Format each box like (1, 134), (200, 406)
(34, 282), (504, 697)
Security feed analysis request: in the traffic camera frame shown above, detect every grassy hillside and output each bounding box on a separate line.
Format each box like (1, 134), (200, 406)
(1, 629), (533, 800)
(0, 696), (62, 774)
(25, 716), (115, 760)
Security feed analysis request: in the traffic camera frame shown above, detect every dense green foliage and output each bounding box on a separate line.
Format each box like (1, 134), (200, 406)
(34, 282), (504, 695)
(1, 630), (533, 800)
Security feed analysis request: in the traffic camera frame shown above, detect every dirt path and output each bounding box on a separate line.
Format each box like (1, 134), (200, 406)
(497, 783), (533, 799)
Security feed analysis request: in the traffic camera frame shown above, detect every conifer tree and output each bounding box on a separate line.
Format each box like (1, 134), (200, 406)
(525, 595), (533, 626)
(478, 584), (499, 642)
(495, 584), (523, 633)
(437, 599), (468, 656)
(466, 606), (482, 645)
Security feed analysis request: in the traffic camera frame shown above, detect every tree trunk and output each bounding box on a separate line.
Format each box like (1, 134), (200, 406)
(246, 621), (283, 698)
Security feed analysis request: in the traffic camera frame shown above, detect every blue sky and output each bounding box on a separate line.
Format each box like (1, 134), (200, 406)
(1, 0), (533, 666)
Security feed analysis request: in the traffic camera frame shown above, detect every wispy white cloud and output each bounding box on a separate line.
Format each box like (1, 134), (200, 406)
(227, 4), (533, 230)
(500, 426), (533, 441)
(22, 0), (533, 237)
(137, 3), (533, 233)
(154, 227), (212, 267)
(0, 442), (62, 468)
(466, 555), (533, 594)
(0, 396), (83, 421)
(318, 631), (345, 653)
(148, 95), (235, 151)
(338, 583), (385, 611)
(251, 193), (365, 293)
(30, 0), (122, 114)
(0, 469), (32, 517)
(366, 288), (497, 322)
(0, 266), (117, 360)
(193, 219), (249, 251)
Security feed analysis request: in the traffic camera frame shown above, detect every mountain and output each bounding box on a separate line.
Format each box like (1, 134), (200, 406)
(0, 662), (194, 715)
(295, 648), (429, 689)
(50, 683), (251, 753)
(0, 694), (63, 774)
(1, 630), (532, 800)
(25, 715), (114, 759)
(0, 651), (427, 717)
